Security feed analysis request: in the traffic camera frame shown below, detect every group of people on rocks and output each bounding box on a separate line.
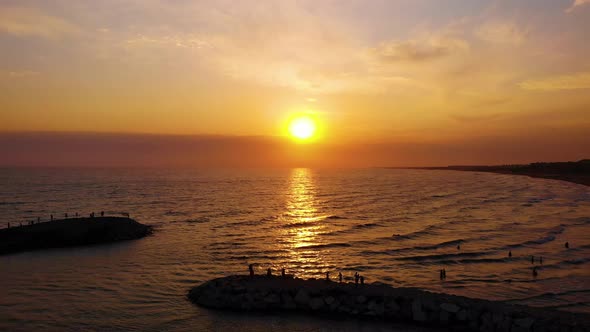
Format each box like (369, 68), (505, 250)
(248, 264), (367, 285)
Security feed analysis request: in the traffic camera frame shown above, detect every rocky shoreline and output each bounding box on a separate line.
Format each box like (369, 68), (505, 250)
(0, 217), (152, 255)
(188, 275), (589, 331)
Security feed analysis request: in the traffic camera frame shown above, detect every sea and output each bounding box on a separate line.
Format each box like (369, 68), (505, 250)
(0, 168), (589, 331)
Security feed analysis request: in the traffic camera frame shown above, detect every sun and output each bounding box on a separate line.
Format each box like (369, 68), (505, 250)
(288, 115), (317, 141)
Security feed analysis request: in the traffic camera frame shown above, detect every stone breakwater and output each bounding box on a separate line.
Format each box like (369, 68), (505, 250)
(0, 217), (152, 255)
(188, 275), (589, 332)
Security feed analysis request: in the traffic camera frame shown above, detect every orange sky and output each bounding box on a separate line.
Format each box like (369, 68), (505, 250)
(1, 1), (589, 167)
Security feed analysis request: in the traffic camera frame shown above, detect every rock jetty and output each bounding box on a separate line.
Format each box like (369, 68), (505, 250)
(188, 275), (589, 332)
(0, 217), (152, 255)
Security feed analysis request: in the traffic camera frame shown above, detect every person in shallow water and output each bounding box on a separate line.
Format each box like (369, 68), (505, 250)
(338, 272), (343, 283)
(101, 211), (104, 217)
(249, 264), (254, 277)
(508, 250), (512, 258)
(565, 242), (569, 249)
(533, 267), (538, 277)
(531, 255), (534, 264)
(267, 268), (271, 277)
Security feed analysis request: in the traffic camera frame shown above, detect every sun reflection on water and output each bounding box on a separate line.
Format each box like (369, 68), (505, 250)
(282, 168), (327, 277)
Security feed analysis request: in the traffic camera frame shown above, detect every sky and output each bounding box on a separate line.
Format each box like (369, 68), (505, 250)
(0, 0), (589, 167)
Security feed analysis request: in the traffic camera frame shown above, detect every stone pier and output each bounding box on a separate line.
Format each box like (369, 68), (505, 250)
(188, 275), (589, 332)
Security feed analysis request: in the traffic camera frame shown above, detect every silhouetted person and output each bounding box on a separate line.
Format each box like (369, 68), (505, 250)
(37, 217), (40, 223)
(249, 264), (254, 277)
(457, 244), (461, 250)
(19, 222), (22, 227)
(338, 272), (343, 283)
(281, 268), (286, 277)
(532, 267), (538, 278)
(440, 269), (444, 280)
(540, 257), (543, 264)
(65, 213), (68, 218)
(75, 212), (78, 217)
(508, 250), (512, 258)
(267, 268), (271, 277)
(565, 242), (569, 249)
(443, 269), (447, 279)
(101, 211), (104, 217)
(326, 271), (330, 281)
(7, 222), (10, 228)
(50, 214), (53, 221)
(531, 255), (534, 264)
(360, 276), (364, 285)
(354, 272), (359, 285)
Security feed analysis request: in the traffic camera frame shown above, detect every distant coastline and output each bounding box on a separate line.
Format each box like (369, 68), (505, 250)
(393, 160), (590, 186)
(0, 217), (152, 255)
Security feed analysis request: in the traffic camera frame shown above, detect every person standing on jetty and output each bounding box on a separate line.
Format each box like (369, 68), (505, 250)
(338, 272), (343, 283)
(101, 211), (104, 217)
(360, 276), (364, 285)
(281, 268), (286, 278)
(249, 264), (254, 277)
(326, 271), (330, 281)
(267, 268), (272, 277)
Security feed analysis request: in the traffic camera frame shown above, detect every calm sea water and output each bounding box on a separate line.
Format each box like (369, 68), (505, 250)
(1, 168), (589, 331)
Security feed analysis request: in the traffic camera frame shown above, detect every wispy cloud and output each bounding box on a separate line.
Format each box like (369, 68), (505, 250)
(476, 22), (528, 45)
(5, 70), (40, 78)
(371, 37), (469, 62)
(0, 7), (79, 39)
(566, 0), (590, 13)
(520, 72), (590, 91)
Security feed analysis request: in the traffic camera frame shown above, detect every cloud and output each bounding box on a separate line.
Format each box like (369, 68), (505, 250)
(520, 72), (590, 91)
(5, 70), (40, 78)
(476, 22), (528, 45)
(0, 7), (79, 39)
(372, 37), (469, 62)
(566, 0), (590, 12)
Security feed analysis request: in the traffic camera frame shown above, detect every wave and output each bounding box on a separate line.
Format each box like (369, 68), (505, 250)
(500, 225), (565, 249)
(296, 242), (351, 250)
(361, 239), (466, 257)
(395, 251), (487, 262)
(326, 215), (347, 220)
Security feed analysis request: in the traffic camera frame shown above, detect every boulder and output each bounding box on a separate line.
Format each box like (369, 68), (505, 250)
(514, 317), (535, 329)
(263, 293), (280, 305)
(440, 302), (460, 313)
(309, 297), (324, 310)
(412, 299), (427, 322)
(294, 289), (310, 306)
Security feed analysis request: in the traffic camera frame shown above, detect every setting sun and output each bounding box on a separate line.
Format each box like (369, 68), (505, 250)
(288, 115), (317, 141)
